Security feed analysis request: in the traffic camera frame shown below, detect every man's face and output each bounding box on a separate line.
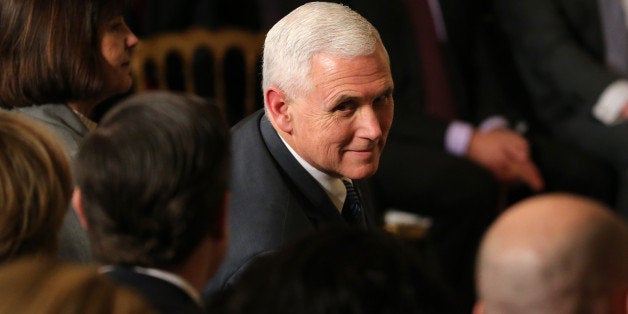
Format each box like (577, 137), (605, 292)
(286, 47), (394, 179)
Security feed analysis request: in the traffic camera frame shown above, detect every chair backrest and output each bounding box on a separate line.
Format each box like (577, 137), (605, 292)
(131, 28), (265, 124)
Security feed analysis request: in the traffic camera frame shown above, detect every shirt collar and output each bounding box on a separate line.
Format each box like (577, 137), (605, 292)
(279, 136), (347, 212)
(100, 265), (202, 306)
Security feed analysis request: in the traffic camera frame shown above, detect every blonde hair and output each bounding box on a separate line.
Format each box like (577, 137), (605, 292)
(0, 111), (72, 261)
(0, 257), (156, 313)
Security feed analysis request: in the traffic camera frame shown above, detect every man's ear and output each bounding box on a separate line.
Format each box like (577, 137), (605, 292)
(265, 86), (293, 133)
(71, 188), (88, 230)
(473, 301), (484, 314)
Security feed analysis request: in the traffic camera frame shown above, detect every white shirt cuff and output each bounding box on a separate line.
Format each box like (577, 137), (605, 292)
(592, 80), (628, 125)
(445, 120), (474, 157)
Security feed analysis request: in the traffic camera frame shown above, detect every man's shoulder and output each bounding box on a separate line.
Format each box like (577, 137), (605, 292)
(231, 109), (265, 138)
(107, 269), (202, 314)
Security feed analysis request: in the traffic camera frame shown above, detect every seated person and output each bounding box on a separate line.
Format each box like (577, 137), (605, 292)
(475, 193), (628, 314)
(0, 257), (156, 313)
(211, 227), (454, 314)
(72, 91), (230, 314)
(0, 112), (72, 262)
(495, 0), (628, 217)
(204, 1), (395, 299)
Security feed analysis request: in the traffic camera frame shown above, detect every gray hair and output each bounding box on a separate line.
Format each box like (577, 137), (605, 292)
(262, 2), (387, 102)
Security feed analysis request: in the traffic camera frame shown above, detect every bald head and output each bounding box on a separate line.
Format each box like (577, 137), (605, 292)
(475, 193), (628, 314)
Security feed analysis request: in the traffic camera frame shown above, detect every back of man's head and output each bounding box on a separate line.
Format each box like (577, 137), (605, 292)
(475, 193), (628, 314)
(74, 91), (230, 270)
(214, 227), (455, 313)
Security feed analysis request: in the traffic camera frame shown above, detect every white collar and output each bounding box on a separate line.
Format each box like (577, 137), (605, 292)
(279, 136), (347, 212)
(100, 265), (202, 306)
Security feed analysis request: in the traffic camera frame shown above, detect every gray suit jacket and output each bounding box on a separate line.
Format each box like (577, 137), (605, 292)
(13, 104), (92, 263)
(204, 110), (374, 299)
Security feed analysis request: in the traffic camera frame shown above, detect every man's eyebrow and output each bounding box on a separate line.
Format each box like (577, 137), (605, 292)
(331, 94), (358, 104)
(326, 85), (394, 107)
(380, 87), (394, 97)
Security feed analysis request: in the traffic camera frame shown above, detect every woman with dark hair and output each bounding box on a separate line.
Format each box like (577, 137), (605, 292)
(0, 0), (139, 263)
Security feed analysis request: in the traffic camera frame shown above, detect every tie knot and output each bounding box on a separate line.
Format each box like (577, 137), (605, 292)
(342, 180), (364, 227)
(342, 179), (358, 200)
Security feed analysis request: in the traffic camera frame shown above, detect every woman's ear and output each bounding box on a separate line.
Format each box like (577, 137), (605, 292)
(265, 86), (293, 133)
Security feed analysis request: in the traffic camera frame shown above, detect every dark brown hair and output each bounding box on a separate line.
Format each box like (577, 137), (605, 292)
(75, 91), (231, 268)
(0, 0), (128, 108)
(212, 227), (455, 314)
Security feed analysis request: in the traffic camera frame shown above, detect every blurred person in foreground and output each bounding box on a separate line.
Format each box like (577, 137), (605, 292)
(0, 257), (156, 314)
(73, 91), (230, 314)
(211, 227), (454, 314)
(0, 112), (72, 262)
(475, 193), (628, 314)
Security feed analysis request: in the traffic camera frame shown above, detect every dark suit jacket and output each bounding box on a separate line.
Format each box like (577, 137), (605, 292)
(494, 0), (617, 124)
(204, 110), (375, 297)
(493, 0), (624, 214)
(106, 268), (203, 314)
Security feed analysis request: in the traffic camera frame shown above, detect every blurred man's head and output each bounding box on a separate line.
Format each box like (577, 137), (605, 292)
(475, 193), (628, 314)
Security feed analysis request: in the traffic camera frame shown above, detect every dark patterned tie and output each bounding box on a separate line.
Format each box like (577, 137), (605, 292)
(342, 180), (365, 227)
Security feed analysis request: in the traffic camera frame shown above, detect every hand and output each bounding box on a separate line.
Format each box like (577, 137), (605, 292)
(620, 103), (628, 121)
(467, 129), (544, 191)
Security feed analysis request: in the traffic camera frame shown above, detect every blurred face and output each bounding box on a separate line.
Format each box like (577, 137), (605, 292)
(285, 47), (394, 179)
(99, 16), (138, 97)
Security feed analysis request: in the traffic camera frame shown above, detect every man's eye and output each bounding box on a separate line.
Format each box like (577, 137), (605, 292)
(375, 92), (391, 104)
(334, 102), (352, 112)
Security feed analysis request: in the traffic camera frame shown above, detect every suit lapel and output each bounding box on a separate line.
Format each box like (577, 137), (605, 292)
(259, 114), (344, 226)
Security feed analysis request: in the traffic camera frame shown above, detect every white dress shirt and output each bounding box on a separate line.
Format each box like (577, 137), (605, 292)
(593, 0), (628, 124)
(279, 136), (348, 212)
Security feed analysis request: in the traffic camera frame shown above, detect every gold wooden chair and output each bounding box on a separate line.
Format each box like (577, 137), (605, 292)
(130, 28), (266, 123)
